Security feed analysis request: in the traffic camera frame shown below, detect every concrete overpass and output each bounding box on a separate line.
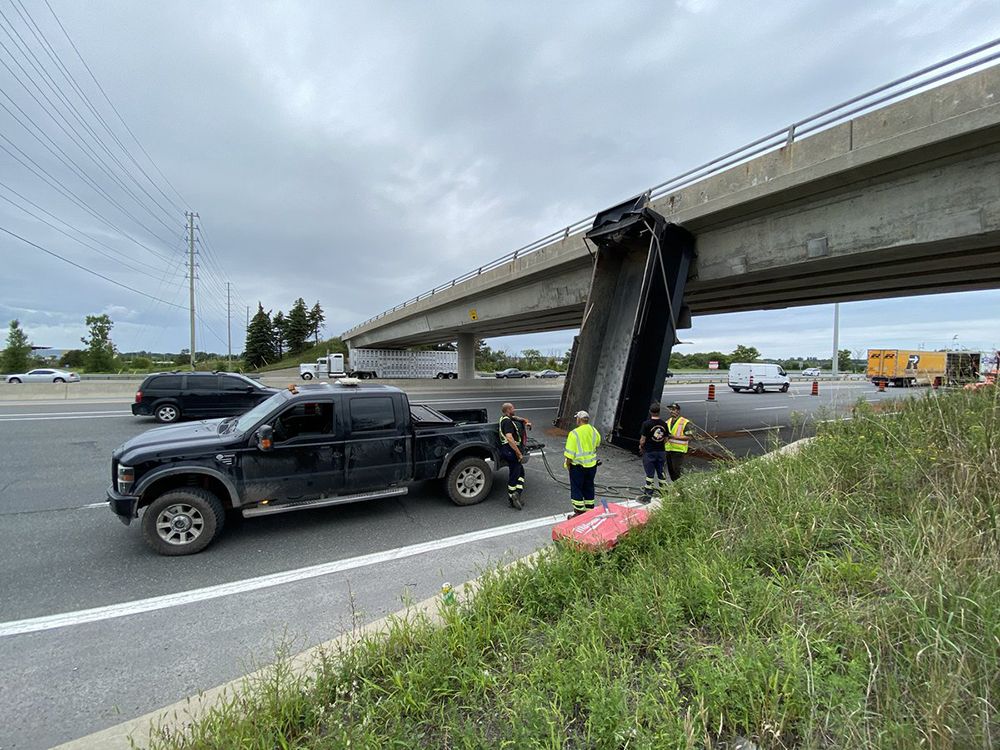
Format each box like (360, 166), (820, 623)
(344, 56), (1000, 379)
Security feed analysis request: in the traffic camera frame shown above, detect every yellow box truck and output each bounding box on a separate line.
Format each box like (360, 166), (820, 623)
(867, 349), (980, 387)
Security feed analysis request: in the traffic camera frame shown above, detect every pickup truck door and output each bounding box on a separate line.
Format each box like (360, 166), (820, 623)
(239, 399), (345, 504)
(344, 394), (410, 492)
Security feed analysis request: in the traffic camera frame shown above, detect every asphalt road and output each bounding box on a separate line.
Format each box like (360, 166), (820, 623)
(0, 379), (911, 748)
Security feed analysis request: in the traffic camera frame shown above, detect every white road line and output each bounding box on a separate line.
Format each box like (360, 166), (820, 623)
(80, 502), (107, 509)
(752, 406), (788, 411)
(0, 409), (129, 417)
(0, 413), (131, 422)
(0, 503), (637, 637)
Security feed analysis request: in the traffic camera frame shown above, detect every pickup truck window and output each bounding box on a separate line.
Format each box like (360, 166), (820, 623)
(273, 401), (335, 441)
(349, 397), (395, 431)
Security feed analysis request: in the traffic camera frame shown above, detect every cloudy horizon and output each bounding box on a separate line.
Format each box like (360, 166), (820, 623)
(2, 1), (999, 363)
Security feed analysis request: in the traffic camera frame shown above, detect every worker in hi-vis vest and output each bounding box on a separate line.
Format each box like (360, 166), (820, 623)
(498, 402), (531, 509)
(564, 410), (601, 516)
(664, 402), (693, 481)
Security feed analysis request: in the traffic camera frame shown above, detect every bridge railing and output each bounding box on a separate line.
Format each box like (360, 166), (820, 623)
(345, 38), (1000, 335)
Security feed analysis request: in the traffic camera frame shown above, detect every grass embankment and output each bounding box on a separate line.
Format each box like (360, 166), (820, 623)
(254, 339), (347, 372)
(149, 389), (999, 749)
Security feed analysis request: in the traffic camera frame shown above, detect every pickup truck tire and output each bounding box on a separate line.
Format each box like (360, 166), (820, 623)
(141, 488), (225, 556)
(445, 456), (493, 506)
(301, 372), (314, 380)
(154, 403), (181, 423)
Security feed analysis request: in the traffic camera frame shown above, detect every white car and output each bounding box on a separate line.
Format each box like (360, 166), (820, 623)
(6, 368), (80, 384)
(801, 367), (822, 377)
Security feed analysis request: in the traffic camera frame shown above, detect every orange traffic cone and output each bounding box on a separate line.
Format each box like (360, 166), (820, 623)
(878, 380), (886, 392)
(811, 379), (819, 396)
(748, 375), (754, 392)
(707, 383), (716, 401)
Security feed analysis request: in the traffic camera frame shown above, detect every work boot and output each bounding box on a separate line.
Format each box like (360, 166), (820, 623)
(637, 493), (652, 505)
(511, 490), (523, 510)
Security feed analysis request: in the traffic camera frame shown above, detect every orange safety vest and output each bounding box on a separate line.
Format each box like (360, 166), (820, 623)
(665, 416), (690, 453)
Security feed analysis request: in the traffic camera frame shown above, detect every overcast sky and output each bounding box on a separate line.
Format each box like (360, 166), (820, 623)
(1, 1), (998, 361)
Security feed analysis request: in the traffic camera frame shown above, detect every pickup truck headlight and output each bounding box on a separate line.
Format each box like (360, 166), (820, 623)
(117, 465), (135, 495)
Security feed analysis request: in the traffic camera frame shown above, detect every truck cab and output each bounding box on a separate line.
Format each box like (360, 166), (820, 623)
(108, 383), (524, 555)
(300, 353), (347, 380)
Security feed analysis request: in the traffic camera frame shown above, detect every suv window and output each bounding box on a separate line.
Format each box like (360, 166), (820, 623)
(350, 397), (395, 432)
(221, 375), (253, 391)
(187, 375), (218, 391)
(148, 375), (182, 389)
(273, 402), (334, 442)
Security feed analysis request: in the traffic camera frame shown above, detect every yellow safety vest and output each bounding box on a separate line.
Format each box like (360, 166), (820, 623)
(564, 424), (601, 467)
(666, 417), (690, 453)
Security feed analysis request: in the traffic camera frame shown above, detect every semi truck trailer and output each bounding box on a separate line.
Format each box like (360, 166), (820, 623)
(347, 348), (459, 379)
(867, 349), (980, 387)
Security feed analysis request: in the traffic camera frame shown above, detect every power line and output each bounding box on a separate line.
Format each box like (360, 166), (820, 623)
(0, 7), (180, 228)
(0, 33), (179, 246)
(0, 135), (177, 264)
(0, 3), (187, 230)
(40, 0), (190, 211)
(0, 183), (166, 275)
(0, 223), (186, 309)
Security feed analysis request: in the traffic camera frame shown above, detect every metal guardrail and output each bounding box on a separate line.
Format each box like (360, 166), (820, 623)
(345, 38), (1000, 335)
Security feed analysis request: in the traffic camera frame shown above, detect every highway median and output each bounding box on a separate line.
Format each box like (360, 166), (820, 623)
(77, 387), (1000, 748)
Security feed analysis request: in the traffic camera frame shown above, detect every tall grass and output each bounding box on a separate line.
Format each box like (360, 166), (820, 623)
(146, 388), (999, 749)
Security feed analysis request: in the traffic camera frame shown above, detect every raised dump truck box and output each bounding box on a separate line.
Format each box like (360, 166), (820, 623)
(867, 349), (980, 387)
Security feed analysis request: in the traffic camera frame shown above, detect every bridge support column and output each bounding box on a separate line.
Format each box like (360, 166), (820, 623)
(557, 195), (694, 450)
(457, 332), (476, 380)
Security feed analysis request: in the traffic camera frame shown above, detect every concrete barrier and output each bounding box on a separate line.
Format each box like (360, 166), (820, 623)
(0, 382), (141, 401)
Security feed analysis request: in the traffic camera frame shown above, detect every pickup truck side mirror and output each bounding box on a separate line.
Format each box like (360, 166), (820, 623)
(256, 424), (274, 451)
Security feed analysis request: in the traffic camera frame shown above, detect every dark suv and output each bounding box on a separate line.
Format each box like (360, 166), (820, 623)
(133, 371), (277, 423)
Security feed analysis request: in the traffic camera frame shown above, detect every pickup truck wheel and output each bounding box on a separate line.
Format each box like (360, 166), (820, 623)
(154, 403), (181, 423)
(141, 488), (225, 556)
(445, 456), (493, 506)
(301, 372), (314, 380)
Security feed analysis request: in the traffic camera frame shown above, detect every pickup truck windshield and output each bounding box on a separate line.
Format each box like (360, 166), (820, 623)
(230, 391), (290, 434)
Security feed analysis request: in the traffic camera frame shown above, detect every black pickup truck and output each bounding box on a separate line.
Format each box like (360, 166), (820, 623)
(108, 382), (534, 555)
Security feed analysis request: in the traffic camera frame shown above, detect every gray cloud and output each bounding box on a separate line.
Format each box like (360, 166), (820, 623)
(1, 0), (997, 357)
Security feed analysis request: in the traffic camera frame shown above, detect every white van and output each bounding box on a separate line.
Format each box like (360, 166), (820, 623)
(728, 362), (790, 393)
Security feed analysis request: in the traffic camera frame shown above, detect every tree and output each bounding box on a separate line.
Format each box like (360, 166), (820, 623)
(244, 304), (276, 368)
(837, 348), (852, 372)
(2, 319), (31, 373)
(521, 348), (542, 369)
(272, 311), (287, 359)
(81, 314), (115, 371)
(307, 301), (325, 345)
(730, 344), (760, 363)
(286, 297), (311, 354)
(59, 349), (86, 368)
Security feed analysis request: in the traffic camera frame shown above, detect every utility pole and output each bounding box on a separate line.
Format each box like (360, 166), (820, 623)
(226, 282), (232, 368)
(186, 211), (198, 369)
(832, 302), (840, 376)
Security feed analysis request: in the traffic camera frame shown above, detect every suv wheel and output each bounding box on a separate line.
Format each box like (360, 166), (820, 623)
(445, 456), (493, 506)
(141, 488), (225, 556)
(154, 403), (181, 423)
